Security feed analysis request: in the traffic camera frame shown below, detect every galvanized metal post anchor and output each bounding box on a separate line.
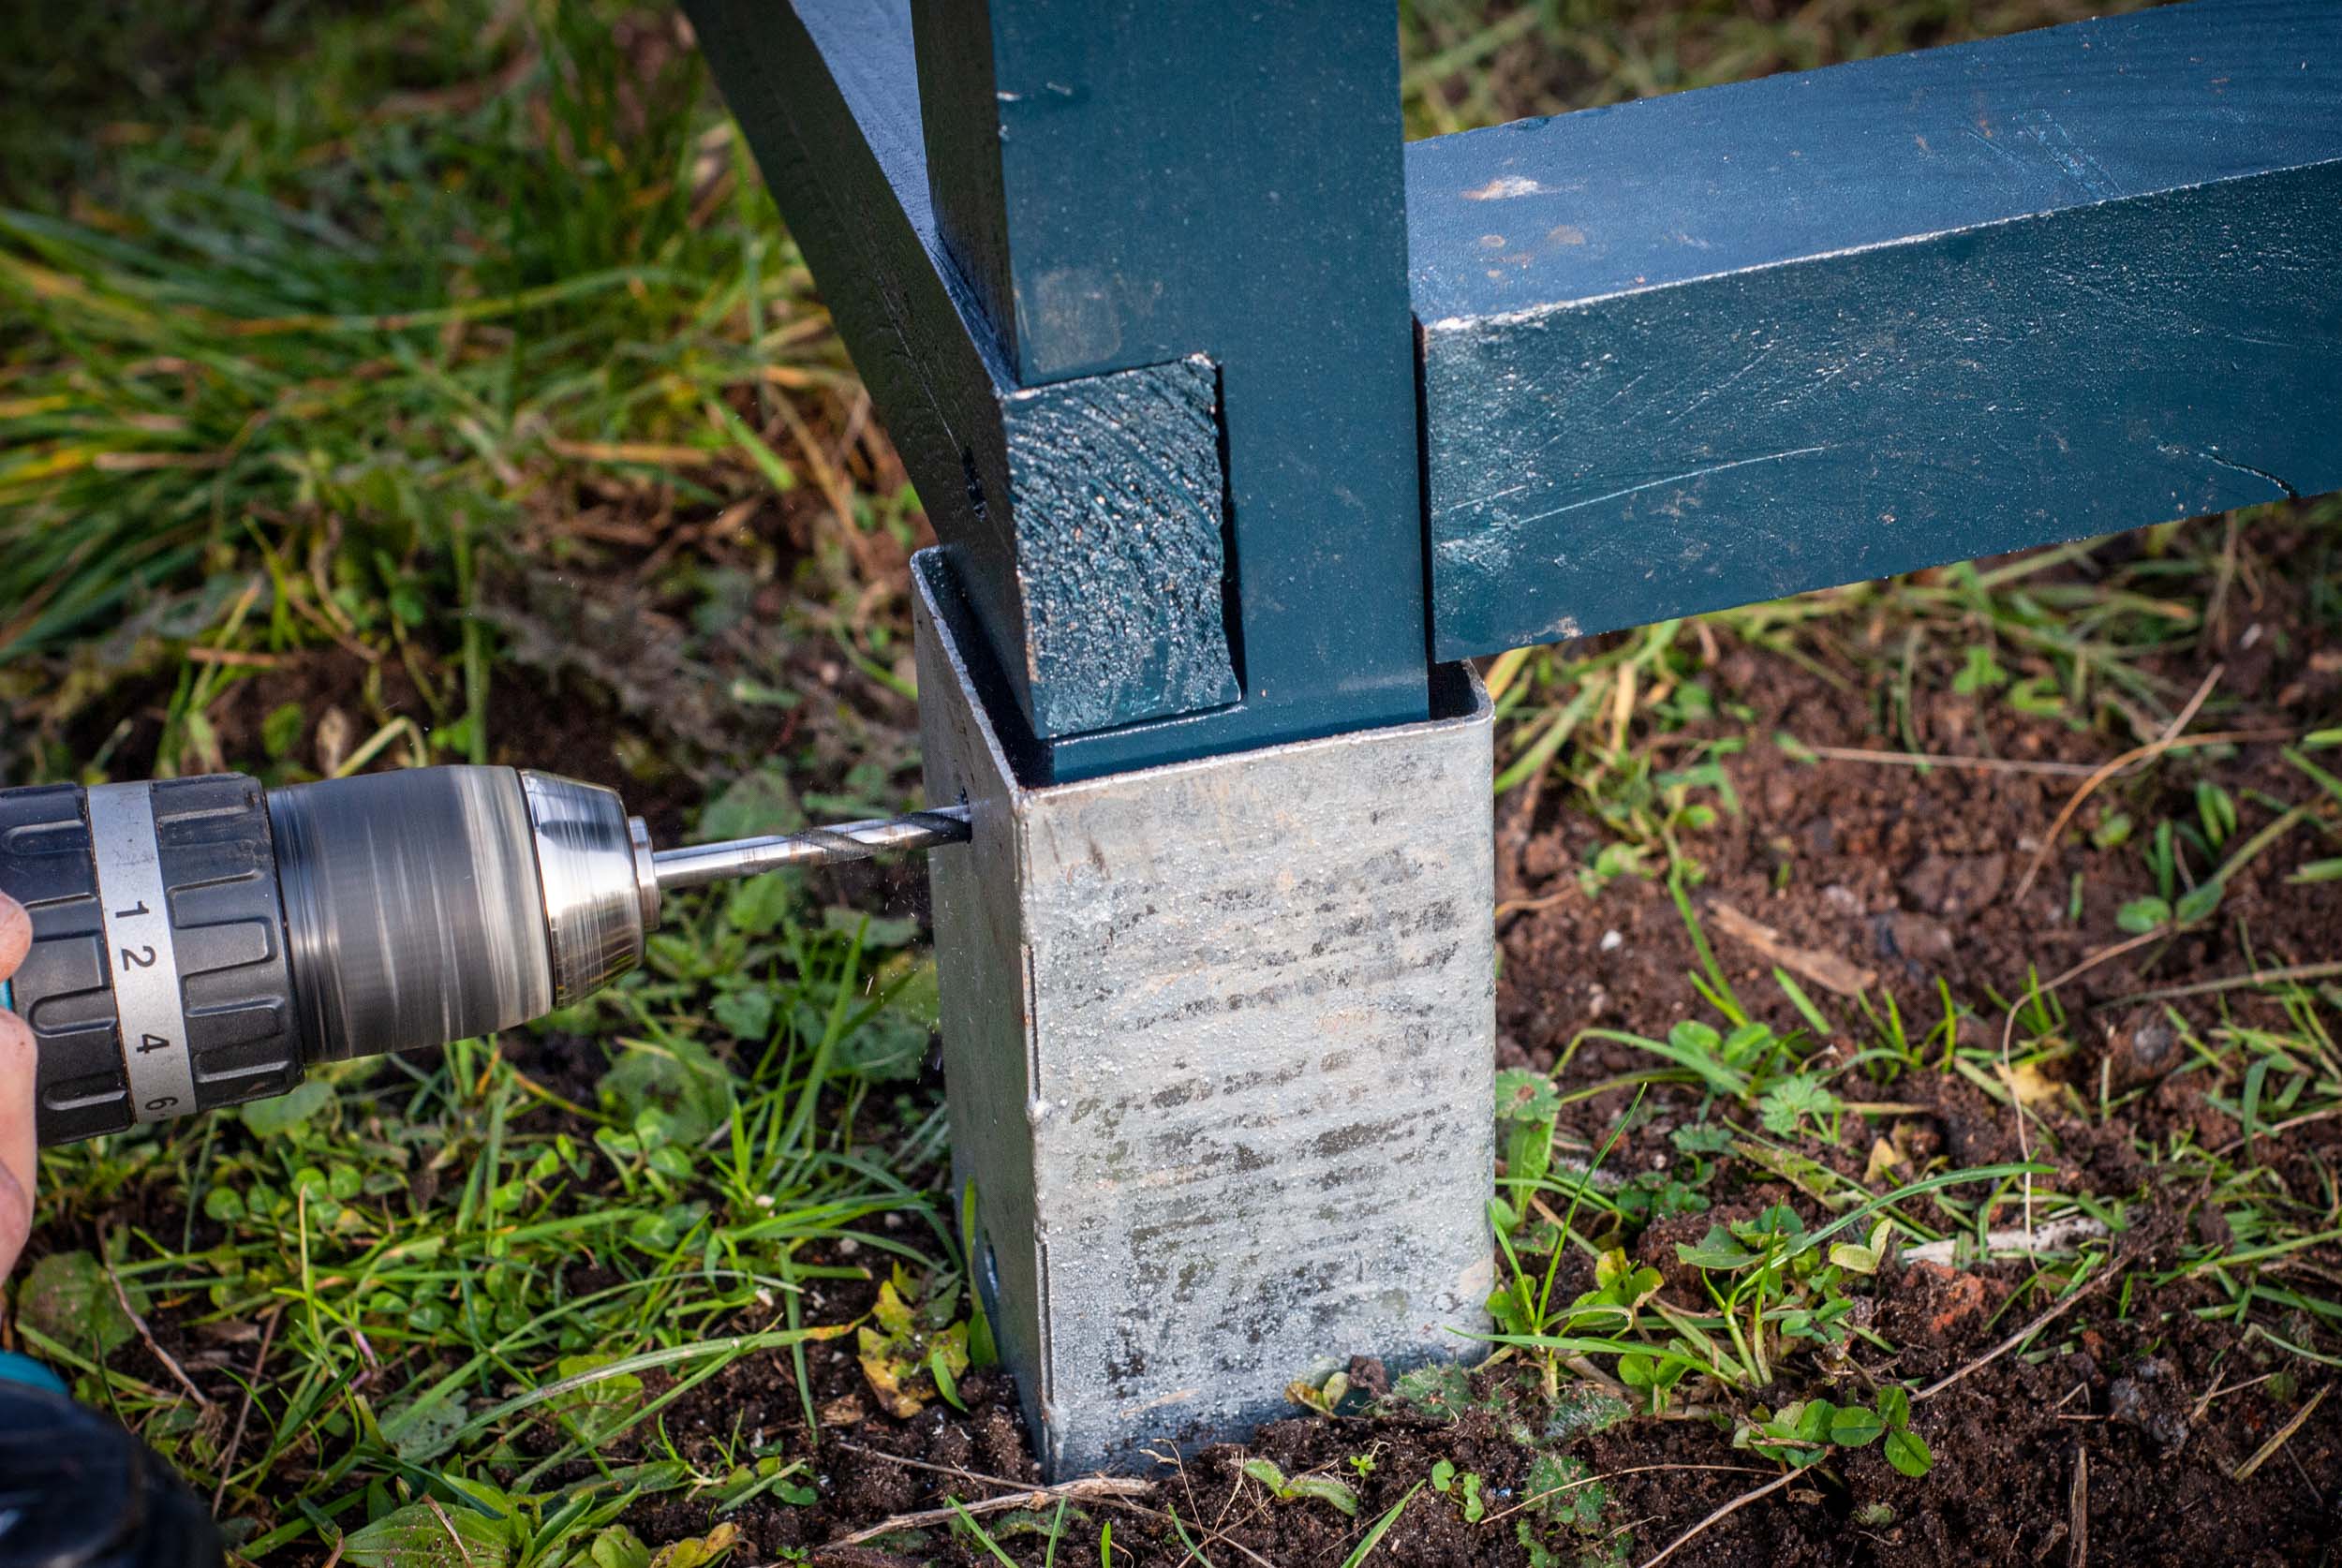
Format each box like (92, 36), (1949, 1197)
(912, 555), (1497, 1478)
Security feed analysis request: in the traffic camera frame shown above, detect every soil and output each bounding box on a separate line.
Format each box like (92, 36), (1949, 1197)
(589, 520), (2342, 1566)
(43, 510), (2342, 1564)
(30, 511), (2338, 1563)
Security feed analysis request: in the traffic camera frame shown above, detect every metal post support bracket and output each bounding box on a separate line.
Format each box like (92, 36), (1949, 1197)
(913, 552), (1497, 1478)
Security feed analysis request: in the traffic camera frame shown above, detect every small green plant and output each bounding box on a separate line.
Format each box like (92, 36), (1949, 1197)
(1613, 1164), (1712, 1225)
(1284, 1366), (1361, 1416)
(1579, 839), (1657, 897)
(856, 1265), (972, 1419)
(1242, 1459), (1360, 1517)
(1616, 1347), (1691, 1413)
(2197, 780), (2239, 848)
(1486, 1100), (1642, 1399)
(1520, 1450), (1608, 1532)
(1492, 1068), (1564, 1235)
(1731, 1383), (1932, 1476)
(1951, 644), (2008, 695)
(2120, 802), (2311, 933)
(1756, 1072), (1843, 1140)
(1573, 744), (1743, 891)
(1656, 1171), (2036, 1393)
(1429, 1459), (1487, 1523)
(1569, 1013), (1836, 1136)
(2005, 674), (2066, 718)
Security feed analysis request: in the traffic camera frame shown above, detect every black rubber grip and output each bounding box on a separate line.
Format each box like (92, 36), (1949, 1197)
(0, 776), (304, 1145)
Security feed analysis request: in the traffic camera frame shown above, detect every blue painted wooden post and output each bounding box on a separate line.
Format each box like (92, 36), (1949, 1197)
(906, 2), (1431, 778)
(687, 0), (1433, 783)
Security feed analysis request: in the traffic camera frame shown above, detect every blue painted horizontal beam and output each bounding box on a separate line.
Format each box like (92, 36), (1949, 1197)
(1411, 0), (2342, 661)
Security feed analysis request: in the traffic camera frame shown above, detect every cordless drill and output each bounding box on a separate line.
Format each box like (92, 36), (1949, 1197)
(0, 764), (966, 1146)
(0, 765), (966, 1562)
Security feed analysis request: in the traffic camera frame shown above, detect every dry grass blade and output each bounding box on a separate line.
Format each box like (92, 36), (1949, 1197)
(1707, 900), (1877, 997)
(2098, 960), (2342, 1011)
(2189, 1370), (2283, 1425)
(823, 1441), (1276, 1568)
(1800, 745), (2100, 777)
(424, 1497), (481, 1568)
(102, 1243), (211, 1412)
(825, 1477), (1157, 1548)
(2012, 721), (2298, 898)
(2231, 1384), (2328, 1482)
(1918, 1259), (2127, 1402)
(1900, 1216), (2108, 1266)
(210, 1305), (284, 1514)
(1483, 1464), (1774, 1527)
(2068, 1445), (2088, 1568)
(2010, 664), (2220, 902)
(1493, 888), (1572, 920)
(1634, 1466), (1809, 1568)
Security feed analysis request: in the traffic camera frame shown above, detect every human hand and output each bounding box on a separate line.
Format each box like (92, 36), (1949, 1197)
(0, 893), (34, 1280)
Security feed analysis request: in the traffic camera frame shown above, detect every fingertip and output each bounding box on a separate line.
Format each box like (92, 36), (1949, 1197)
(0, 893), (24, 977)
(0, 1162), (26, 1280)
(0, 1013), (30, 1109)
(0, 1012), (29, 1278)
(0, 1012), (31, 1120)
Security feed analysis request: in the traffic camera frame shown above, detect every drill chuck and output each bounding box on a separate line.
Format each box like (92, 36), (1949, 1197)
(267, 767), (658, 1064)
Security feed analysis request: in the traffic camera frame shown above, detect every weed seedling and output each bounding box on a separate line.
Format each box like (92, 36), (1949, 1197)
(855, 1264), (971, 1417)
(1243, 1458), (1361, 1516)
(1733, 1383), (1933, 1477)
(1429, 1459), (1488, 1523)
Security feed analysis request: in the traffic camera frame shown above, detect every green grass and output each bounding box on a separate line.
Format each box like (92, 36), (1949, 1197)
(0, 0), (918, 788)
(6, 2), (2342, 1563)
(31, 842), (955, 1555)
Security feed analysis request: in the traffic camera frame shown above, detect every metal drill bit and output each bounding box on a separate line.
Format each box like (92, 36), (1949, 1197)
(649, 806), (971, 891)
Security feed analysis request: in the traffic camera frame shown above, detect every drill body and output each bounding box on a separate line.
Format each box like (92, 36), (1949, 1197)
(0, 764), (965, 1147)
(0, 767), (654, 1146)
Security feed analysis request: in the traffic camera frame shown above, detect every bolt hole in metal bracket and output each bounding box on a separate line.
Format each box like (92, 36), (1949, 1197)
(912, 551), (1497, 1477)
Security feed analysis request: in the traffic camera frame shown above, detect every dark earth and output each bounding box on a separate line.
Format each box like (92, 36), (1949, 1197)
(467, 520), (2342, 1563)
(40, 474), (2339, 1565)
